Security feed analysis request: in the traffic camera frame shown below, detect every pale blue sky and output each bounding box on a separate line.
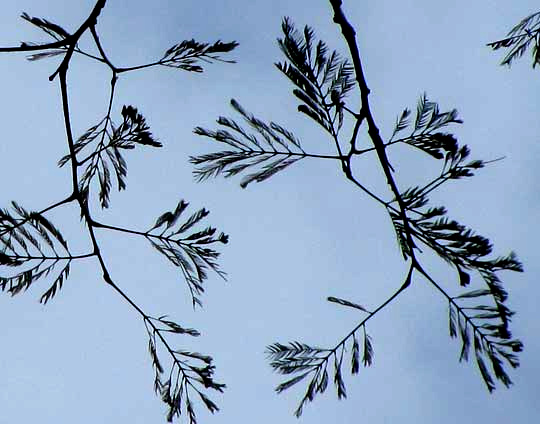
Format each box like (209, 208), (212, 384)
(0, 1), (538, 423)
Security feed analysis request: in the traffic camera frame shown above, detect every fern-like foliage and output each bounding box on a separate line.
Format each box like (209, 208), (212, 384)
(276, 18), (355, 134)
(145, 315), (225, 423)
(58, 105), (161, 208)
(145, 200), (228, 308)
(20, 12), (69, 61)
(387, 96), (482, 260)
(384, 96), (523, 390)
(488, 11), (540, 67)
(20, 12), (238, 73)
(193, 5), (524, 413)
(262, 89), (522, 413)
(385, 131), (523, 391)
(159, 40), (238, 72)
(2, 5), (237, 422)
(0, 202), (72, 303)
(191, 99), (306, 188)
(21, 12), (70, 41)
(417, 209), (523, 389)
(448, 279), (523, 392)
(267, 321), (374, 417)
(388, 94), (463, 159)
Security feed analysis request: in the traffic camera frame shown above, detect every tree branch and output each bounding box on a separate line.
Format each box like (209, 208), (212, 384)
(329, 0), (417, 256)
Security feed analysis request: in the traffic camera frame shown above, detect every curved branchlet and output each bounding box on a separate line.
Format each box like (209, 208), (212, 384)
(266, 260), (414, 416)
(92, 200), (229, 308)
(488, 11), (540, 68)
(190, 19), (358, 189)
(0, 3), (237, 422)
(20, 11), (238, 74)
(192, 1), (524, 417)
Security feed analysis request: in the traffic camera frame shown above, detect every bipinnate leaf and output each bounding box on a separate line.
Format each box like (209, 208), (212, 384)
(276, 17), (355, 134)
(160, 39), (238, 72)
(59, 106), (161, 208)
(192, 99), (305, 187)
(0, 204), (72, 303)
(146, 200), (228, 307)
(267, 328), (374, 416)
(488, 11), (540, 67)
(389, 94), (462, 161)
(144, 316), (225, 423)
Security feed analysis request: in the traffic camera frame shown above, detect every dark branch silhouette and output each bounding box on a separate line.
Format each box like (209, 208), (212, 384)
(0, 2), (236, 422)
(0, 1), (525, 422)
(192, 0), (524, 417)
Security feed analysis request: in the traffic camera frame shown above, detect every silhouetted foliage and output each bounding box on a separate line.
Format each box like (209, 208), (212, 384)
(276, 17), (355, 134)
(0, 1), (525, 422)
(0, 2), (236, 422)
(0, 202), (73, 303)
(146, 200), (228, 308)
(489, 11), (540, 67)
(193, 3), (523, 418)
(160, 39), (238, 72)
(58, 105), (162, 208)
(192, 99), (307, 188)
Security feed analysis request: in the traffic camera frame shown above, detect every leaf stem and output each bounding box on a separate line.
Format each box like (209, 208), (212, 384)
(324, 261), (415, 360)
(3, 252), (95, 261)
(0, 194), (76, 237)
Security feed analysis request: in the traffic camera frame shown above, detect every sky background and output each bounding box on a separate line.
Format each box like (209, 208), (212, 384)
(0, 1), (538, 423)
